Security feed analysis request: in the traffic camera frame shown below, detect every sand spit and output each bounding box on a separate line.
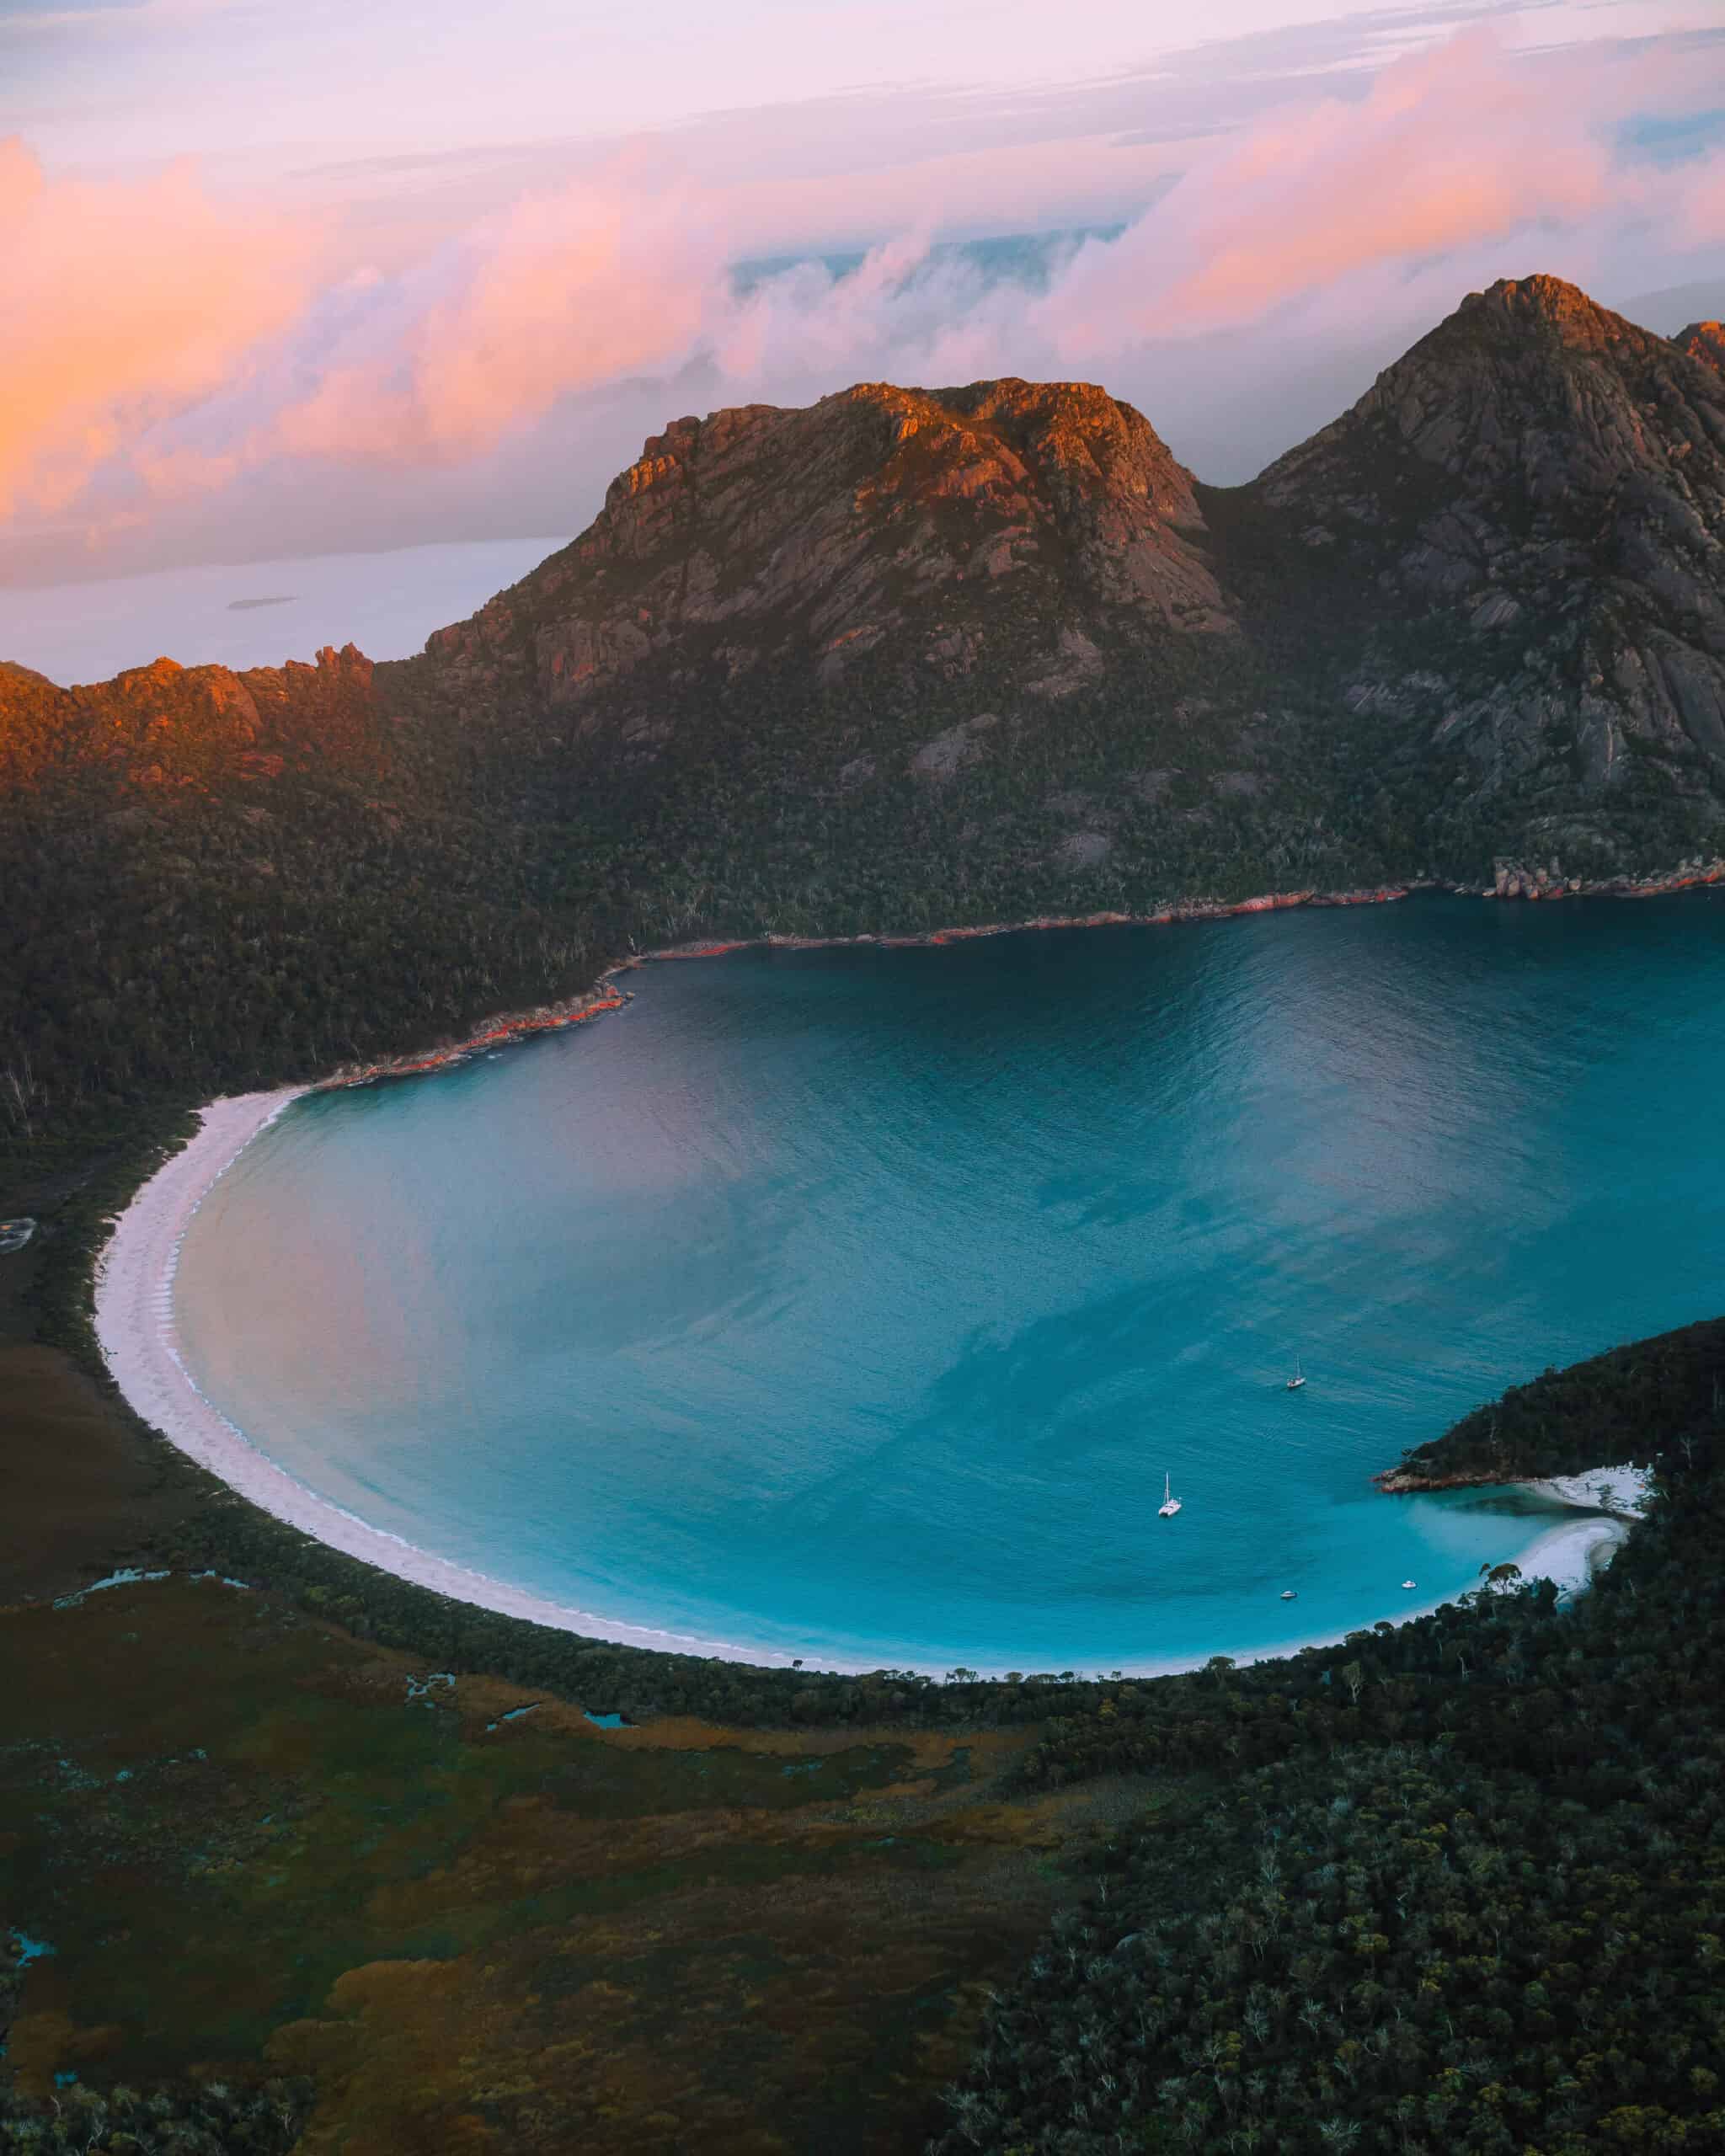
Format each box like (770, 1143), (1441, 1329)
(1523, 1463), (1651, 1517)
(1499, 1462), (1652, 1600)
(1506, 1512), (1631, 1596)
(1370, 1460), (1649, 1619)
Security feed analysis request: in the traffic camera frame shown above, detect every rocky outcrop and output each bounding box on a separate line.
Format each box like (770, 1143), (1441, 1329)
(403, 280), (1725, 871)
(11, 275), (1725, 888)
(13, 280), (1725, 1171)
(1256, 276), (1725, 819)
(1674, 321), (1725, 377)
(1486, 854), (1725, 900)
(0, 643), (384, 793)
(426, 377), (1234, 725)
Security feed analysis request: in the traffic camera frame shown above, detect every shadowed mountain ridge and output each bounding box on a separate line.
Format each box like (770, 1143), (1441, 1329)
(3, 275), (1724, 1158)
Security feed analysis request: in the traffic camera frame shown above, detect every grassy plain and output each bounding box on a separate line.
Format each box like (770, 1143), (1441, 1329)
(3, 1575), (1140, 2153)
(0, 1194), (1131, 2153)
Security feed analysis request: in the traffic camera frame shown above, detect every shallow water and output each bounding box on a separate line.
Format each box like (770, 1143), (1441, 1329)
(174, 895), (1725, 1671)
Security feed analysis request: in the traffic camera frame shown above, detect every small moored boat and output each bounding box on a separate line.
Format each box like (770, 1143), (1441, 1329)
(1285, 1354), (1306, 1391)
(1157, 1473), (1182, 1519)
(1280, 1589), (1297, 1601)
(1402, 1579), (1417, 1590)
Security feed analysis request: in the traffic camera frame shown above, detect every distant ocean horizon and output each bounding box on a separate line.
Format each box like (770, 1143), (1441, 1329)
(0, 535), (567, 686)
(168, 895), (1725, 1674)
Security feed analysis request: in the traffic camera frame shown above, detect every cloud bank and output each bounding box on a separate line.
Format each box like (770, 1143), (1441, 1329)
(5, 24), (1724, 582)
(0, 138), (311, 520)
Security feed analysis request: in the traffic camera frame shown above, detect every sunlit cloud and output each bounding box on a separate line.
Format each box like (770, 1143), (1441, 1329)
(3, 15), (1723, 581)
(0, 136), (311, 518)
(269, 174), (724, 466)
(1039, 31), (1611, 355)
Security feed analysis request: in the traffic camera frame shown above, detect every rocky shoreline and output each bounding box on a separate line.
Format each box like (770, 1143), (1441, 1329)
(1374, 1465), (1508, 1495)
(1481, 856), (1725, 902)
(317, 883), (1413, 1090)
(1374, 1460), (1651, 1516)
(318, 859), (1725, 1093)
(318, 985), (634, 1090)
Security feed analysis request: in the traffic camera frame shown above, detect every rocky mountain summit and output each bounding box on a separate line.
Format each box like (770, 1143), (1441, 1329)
(13, 274), (1725, 865)
(0, 644), (380, 793)
(1674, 320), (1725, 376)
(1253, 275), (1725, 856)
(410, 273), (1725, 878)
(425, 376), (1233, 728)
(4, 275), (1725, 1155)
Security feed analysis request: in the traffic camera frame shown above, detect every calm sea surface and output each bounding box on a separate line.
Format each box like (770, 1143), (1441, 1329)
(174, 896), (1725, 1671)
(0, 537), (563, 686)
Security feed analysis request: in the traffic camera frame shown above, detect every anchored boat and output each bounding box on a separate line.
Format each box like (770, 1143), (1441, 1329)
(1157, 1473), (1182, 1519)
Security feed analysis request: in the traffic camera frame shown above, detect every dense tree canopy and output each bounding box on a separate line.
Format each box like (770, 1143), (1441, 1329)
(930, 1324), (1725, 2153)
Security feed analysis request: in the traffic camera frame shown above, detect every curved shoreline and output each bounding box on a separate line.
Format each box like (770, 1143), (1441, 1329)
(316, 884), (1415, 1089)
(92, 1067), (1643, 1682)
(314, 862), (1724, 1093)
(90, 1088), (825, 1670)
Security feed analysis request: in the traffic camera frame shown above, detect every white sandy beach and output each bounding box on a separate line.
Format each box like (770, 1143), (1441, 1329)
(91, 1087), (1653, 1680)
(91, 1088), (825, 1669)
(1525, 1464), (1652, 1518)
(1506, 1510), (1631, 1596)
(1500, 1462), (1650, 1599)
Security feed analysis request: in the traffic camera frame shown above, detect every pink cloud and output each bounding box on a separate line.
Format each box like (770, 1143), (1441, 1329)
(1673, 149), (1725, 252)
(270, 174), (724, 466)
(0, 137), (312, 518)
(1039, 31), (1612, 356)
(3, 24), (1723, 580)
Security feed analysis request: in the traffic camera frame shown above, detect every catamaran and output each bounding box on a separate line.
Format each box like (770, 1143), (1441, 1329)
(1285, 1354), (1306, 1391)
(1158, 1473), (1182, 1518)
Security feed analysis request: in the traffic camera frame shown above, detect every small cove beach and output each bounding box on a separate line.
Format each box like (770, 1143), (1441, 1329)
(87, 1084), (1649, 1673)
(90, 899), (1713, 1678)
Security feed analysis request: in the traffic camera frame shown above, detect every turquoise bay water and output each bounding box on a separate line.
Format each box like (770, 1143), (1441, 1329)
(174, 896), (1725, 1672)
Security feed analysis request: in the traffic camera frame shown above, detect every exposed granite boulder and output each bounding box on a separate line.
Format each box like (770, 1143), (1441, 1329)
(910, 712), (1000, 780)
(1674, 321), (1725, 377)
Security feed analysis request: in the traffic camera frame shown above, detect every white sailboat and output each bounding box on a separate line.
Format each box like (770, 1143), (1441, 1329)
(1285, 1353), (1306, 1391)
(1158, 1472), (1182, 1518)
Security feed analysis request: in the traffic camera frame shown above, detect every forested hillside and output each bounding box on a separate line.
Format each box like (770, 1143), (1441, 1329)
(6, 278), (1725, 1176)
(5, 1315), (1722, 2149)
(931, 1320), (1725, 2154)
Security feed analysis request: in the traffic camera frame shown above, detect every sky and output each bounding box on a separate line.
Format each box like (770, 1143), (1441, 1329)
(4, 0), (1725, 587)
